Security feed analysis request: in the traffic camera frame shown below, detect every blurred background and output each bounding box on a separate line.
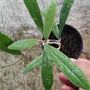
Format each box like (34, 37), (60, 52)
(0, 0), (90, 90)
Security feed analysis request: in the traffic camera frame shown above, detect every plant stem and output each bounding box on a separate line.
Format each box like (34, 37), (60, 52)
(45, 39), (61, 48)
(0, 39), (61, 68)
(0, 44), (39, 68)
(0, 56), (23, 68)
(46, 42), (60, 45)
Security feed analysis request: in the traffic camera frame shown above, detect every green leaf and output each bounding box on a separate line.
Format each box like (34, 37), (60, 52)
(42, 8), (47, 17)
(24, 0), (43, 33)
(42, 50), (53, 90)
(52, 22), (59, 39)
(23, 55), (43, 74)
(8, 39), (39, 50)
(59, 0), (74, 37)
(43, 0), (57, 40)
(42, 8), (59, 39)
(44, 44), (90, 90)
(0, 32), (22, 55)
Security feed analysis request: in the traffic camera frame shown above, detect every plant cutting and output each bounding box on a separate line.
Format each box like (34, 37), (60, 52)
(0, 0), (90, 90)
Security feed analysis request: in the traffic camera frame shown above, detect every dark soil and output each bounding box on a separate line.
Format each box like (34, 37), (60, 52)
(49, 25), (83, 59)
(60, 25), (82, 58)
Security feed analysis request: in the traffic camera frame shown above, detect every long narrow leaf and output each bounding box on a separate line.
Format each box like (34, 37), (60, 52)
(8, 39), (39, 50)
(42, 8), (59, 39)
(0, 32), (22, 55)
(42, 8), (47, 17)
(52, 22), (59, 39)
(23, 55), (43, 74)
(42, 50), (53, 90)
(44, 44), (90, 90)
(59, 0), (74, 37)
(24, 0), (43, 33)
(43, 0), (57, 40)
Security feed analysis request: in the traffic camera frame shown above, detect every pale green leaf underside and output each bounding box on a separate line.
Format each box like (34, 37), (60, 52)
(0, 32), (22, 55)
(44, 44), (90, 90)
(52, 22), (59, 39)
(24, 0), (43, 33)
(43, 0), (57, 40)
(42, 50), (53, 90)
(59, 0), (74, 37)
(42, 8), (59, 39)
(42, 8), (47, 18)
(8, 39), (39, 50)
(23, 55), (43, 74)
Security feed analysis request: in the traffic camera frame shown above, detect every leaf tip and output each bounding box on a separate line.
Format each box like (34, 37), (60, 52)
(8, 45), (11, 49)
(23, 71), (27, 74)
(8, 44), (14, 50)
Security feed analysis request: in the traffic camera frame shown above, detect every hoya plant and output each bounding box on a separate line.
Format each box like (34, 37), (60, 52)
(0, 0), (90, 90)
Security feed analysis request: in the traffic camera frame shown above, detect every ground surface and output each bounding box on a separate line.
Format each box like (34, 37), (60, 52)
(0, 0), (90, 90)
